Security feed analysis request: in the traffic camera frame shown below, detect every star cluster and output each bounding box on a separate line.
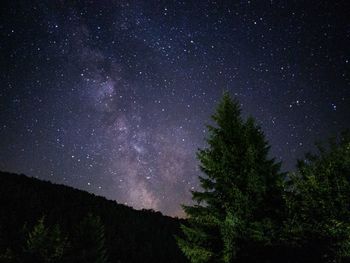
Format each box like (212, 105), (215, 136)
(0, 1), (349, 216)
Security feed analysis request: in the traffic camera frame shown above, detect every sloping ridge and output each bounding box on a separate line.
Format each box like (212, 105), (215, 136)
(0, 171), (187, 262)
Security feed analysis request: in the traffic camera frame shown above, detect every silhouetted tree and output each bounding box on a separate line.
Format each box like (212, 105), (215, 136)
(284, 131), (350, 262)
(24, 216), (68, 263)
(177, 92), (285, 262)
(70, 213), (108, 263)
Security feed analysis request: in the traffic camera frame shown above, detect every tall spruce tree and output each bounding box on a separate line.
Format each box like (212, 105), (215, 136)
(177, 92), (285, 262)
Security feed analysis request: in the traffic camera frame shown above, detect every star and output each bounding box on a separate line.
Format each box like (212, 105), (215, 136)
(0, 0), (349, 217)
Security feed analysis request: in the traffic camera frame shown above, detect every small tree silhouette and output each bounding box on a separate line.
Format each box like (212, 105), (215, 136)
(70, 213), (108, 263)
(25, 216), (68, 263)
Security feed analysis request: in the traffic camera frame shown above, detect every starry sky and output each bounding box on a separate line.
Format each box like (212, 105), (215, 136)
(0, 1), (349, 217)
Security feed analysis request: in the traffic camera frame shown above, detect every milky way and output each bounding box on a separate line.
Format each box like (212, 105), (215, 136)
(0, 1), (349, 216)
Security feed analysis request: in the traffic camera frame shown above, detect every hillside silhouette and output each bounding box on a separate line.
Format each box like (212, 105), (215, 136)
(0, 171), (187, 262)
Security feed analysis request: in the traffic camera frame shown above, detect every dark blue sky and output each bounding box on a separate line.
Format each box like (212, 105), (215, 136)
(0, 0), (349, 216)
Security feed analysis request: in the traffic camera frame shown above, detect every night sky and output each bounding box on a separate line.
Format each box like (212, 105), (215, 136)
(0, 1), (349, 217)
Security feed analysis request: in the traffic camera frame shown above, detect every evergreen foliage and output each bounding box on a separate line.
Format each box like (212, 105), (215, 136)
(1, 93), (349, 262)
(70, 214), (108, 263)
(24, 216), (69, 263)
(284, 131), (350, 262)
(177, 92), (285, 262)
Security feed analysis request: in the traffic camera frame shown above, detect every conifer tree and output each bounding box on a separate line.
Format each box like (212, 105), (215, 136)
(70, 213), (108, 263)
(25, 216), (68, 263)
(177, 92), (285, 262)
(284, 131), (350, 262)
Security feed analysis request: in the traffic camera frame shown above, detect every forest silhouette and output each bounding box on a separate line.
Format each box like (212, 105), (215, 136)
(1, 94), (349, 262)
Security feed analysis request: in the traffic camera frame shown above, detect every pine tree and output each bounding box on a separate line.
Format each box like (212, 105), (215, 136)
(284, 131), (350, 262)
(70, 213), (108, 263)
(25, 216), (68, 263)
(177, 92), (285, 262)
